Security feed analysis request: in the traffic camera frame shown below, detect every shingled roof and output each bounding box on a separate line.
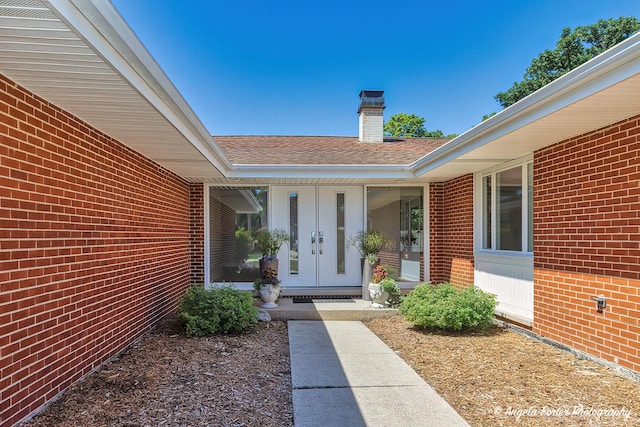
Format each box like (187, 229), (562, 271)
(214, 136), (451, 165)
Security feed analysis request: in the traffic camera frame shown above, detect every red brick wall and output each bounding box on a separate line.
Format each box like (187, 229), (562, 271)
(429, 175), (475, 287)
(429, 183), (444, 282)
(190, 184), (205, 284)
(534, 114), (640, 373)
(0, 75), (191, 427)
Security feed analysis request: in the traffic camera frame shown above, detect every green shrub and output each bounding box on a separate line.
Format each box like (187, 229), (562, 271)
(379, 278), (403, 308)
(399, 282), (497, 331)
(179, 284), (258, 336)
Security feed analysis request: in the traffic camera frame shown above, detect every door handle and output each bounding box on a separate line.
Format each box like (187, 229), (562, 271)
(311, 231), (316, 255)
(318, 231), (324, 255)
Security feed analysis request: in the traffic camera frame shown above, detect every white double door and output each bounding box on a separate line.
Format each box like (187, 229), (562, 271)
(271, 186), (363, 287)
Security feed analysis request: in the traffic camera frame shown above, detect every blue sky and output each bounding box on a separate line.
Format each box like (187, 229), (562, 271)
(110, 0), (638, 137)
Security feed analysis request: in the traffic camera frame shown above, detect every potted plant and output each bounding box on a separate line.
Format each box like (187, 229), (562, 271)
(256, 228), (289, 273)
(380, 278), (402, 307)
(368, 265), (401, 308)
(368, 265), (388, 308)
(348, 230), (394, 300)
(254, 266), (281, 308)
(349, 230), (395, 263)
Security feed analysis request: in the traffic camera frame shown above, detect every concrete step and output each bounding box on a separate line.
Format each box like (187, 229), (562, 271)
(259, 297), (398, 321)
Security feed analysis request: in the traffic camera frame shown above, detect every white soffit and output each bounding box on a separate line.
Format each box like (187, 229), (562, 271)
(458, 77), (639, 159)
(2, 1), (638, 184)
(0, 0), (229, 179)
(413, 33), (640, 181)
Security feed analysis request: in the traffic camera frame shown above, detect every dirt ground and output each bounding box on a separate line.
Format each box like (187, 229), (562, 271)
(22, 315), (293, 427)
(22, 314), (640, 427)
(367, 316), (640, 427)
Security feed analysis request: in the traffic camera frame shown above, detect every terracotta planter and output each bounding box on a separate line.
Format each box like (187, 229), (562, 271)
(259, 283), (280, 309)
(368, 283), (389, 308)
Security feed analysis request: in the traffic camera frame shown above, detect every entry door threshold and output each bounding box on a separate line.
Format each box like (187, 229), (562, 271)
(280, 287), (361, 297)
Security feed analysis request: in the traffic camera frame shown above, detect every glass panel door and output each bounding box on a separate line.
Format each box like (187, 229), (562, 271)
(289, 192), (299, 275)
(336, 193), (345, 274)
(318, 186), (363, 286)
(271, 186), (363, 287)
(271, 186), (317, 286)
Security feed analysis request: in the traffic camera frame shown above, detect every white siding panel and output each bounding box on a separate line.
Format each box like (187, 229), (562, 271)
(475, 252), (534, 324)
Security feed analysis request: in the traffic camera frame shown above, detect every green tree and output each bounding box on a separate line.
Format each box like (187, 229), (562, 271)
(384, 113), (456, 138)
(482, 112), (497, 121)
(495, 17), (640, 108)
(384, 113), (426, 137)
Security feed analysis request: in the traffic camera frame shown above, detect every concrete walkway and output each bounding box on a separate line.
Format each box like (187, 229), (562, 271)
(289, 320), (470, 427)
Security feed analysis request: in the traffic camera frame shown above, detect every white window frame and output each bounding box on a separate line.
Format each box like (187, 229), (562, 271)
(474, 155), (533, 256)
(364, 184), (429, 285)
(204, 183), (270, 289)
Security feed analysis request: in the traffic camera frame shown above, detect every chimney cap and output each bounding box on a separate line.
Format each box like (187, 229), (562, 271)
(358, 90), (385, 113)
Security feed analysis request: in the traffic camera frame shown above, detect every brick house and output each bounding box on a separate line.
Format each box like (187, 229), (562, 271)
(1, 1), (639, 426)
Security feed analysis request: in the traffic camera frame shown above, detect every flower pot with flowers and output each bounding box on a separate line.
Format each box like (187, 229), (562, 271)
(348, 230), (394, 300)
(254, 266), (281, 308)
(368, 265), (400, 308)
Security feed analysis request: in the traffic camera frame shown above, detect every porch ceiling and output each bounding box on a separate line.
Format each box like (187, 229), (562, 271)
(0, 0), (229, 179)
(192, 176), (434, 186)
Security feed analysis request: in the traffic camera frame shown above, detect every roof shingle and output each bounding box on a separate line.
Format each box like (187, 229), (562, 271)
(214, 136), (451, 165)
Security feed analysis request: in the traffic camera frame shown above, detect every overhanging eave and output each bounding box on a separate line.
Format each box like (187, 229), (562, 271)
(411, 33), (640, 181)
(0, 0), (232, 179)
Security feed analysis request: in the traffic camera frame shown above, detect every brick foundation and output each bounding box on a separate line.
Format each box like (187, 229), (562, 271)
(0, 75), (192, 426)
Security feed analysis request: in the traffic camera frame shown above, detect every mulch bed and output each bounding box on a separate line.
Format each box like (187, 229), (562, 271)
(21, 314), (640, 427)
(366, 316), (640, 426)
(22, 315), (293, 427)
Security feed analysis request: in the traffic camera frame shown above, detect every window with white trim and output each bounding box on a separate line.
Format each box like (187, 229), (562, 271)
(481, 161), (533, 253)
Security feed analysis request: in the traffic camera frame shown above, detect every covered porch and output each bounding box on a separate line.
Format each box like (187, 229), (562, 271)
(204, 184), (428, 295)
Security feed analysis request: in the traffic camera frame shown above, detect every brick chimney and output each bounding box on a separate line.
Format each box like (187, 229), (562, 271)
(358, 90), (385, 143)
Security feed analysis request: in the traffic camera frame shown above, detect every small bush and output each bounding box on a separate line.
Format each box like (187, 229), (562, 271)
(379, 278), (403, 308)
(179, 284), (258, 336)
(399, 282), (497, 331)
